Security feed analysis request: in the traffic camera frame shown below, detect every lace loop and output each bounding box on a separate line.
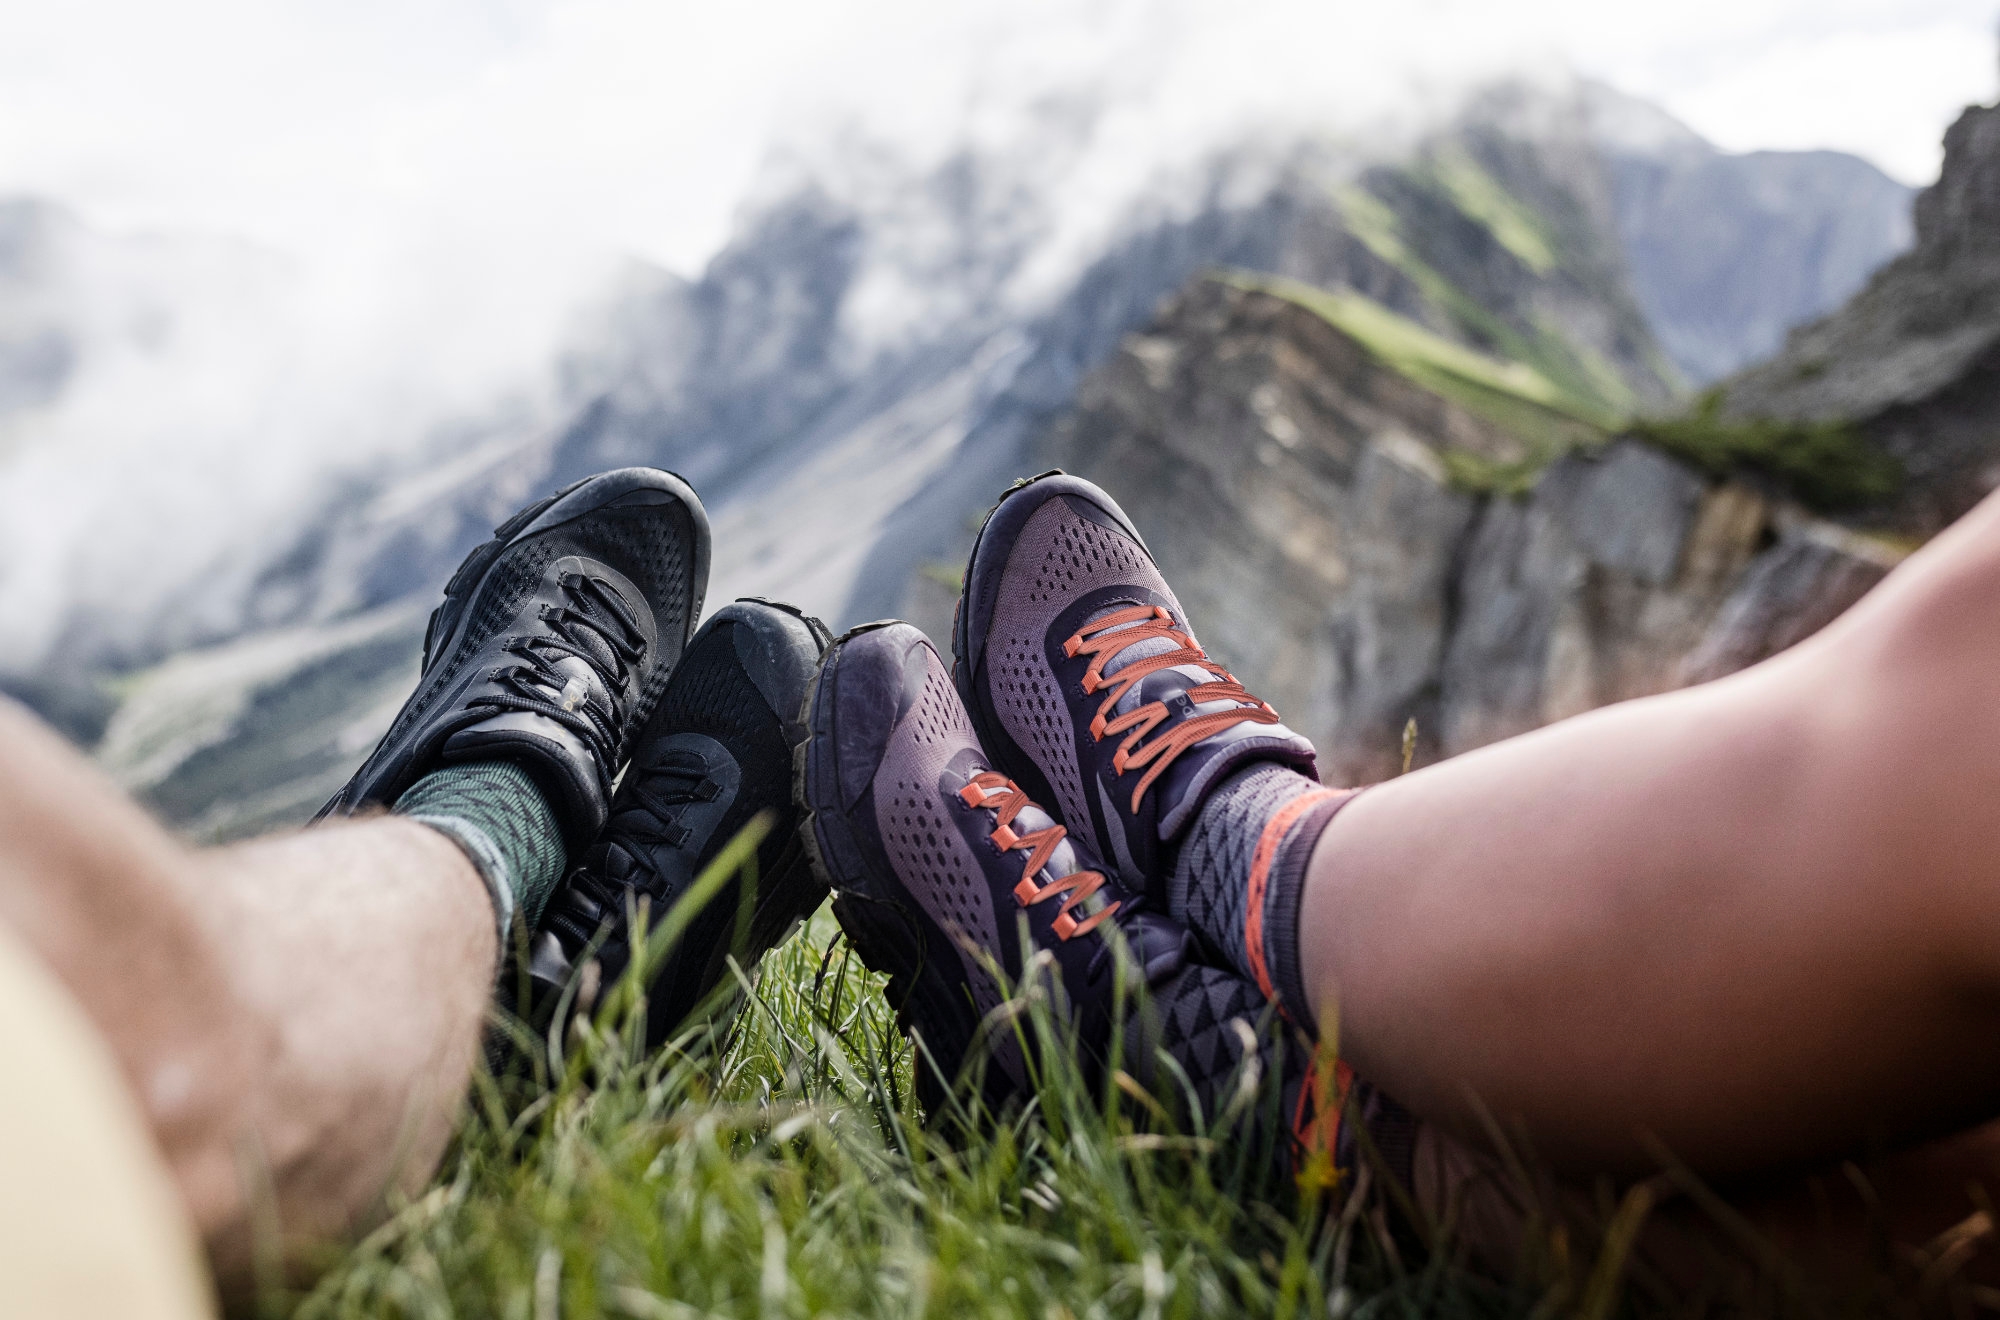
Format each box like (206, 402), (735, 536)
(957, 771), (1118, 940)
(466, 571), (648, 781)
(1063, 604), (1281, 812)
(622, 763), (716, 853)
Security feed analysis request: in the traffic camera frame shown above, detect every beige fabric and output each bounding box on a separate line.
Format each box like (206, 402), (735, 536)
(0, 921), (214, 1320)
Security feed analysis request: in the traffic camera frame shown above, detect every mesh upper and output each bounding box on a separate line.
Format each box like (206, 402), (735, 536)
(871, 649), (1004, 1028)
(611, 617), (792, 894)
(456, 540), (562, 674)
(394, 502), (698, 751)
(554, 504), (698, 725)
(985, 496), (1186, 833)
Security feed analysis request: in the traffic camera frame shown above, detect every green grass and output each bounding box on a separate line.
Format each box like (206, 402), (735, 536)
(1214, 270), (1606, 491)
(1629, 391), (1902, 514)
(286, 838), (1404, 1320)
(1331, 180), (1637, 426)
(1422, 145), (1558, 276)
(278, 832), (2000, 1312)
(278, 833), (1972, 1319)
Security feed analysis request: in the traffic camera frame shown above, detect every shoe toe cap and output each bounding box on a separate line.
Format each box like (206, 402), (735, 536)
(815, 622), (937, 812)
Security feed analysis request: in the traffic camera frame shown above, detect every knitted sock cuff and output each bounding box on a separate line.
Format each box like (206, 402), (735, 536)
(1262, 787), (1361, 1036)
(403, 812), (517, 961)
(1171, 762), (1319, 959)
(395, 759), (568, 971)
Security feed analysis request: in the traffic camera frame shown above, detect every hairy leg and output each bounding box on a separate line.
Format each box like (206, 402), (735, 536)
(0, 698), (495, 1291)
(1302, 485), (2000, 1181)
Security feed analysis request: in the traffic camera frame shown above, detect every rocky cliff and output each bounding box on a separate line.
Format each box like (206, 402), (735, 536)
(1018, 279), (1899, 782)
(38, 81), (1924, 833)
(1720, 101), (2000, 536)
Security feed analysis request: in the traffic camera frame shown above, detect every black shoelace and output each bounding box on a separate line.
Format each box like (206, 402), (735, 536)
(560, 763), (720, 932)
(619, 763), (720, 857)
(465, 571), (647, 787)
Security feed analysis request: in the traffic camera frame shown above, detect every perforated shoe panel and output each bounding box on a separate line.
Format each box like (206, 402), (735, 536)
(984, 496), (1189, 834)
(870, 650), (1004, 1027)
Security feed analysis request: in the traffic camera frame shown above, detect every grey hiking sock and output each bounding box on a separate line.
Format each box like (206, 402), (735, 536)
(1168, 763), (1356, 1032)
(395, 760), (567, 951)
(1127, 958), (1420, 1188)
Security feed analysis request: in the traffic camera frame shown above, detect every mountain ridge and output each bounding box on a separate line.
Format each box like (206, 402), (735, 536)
(0, 78), (1926, 831)
(1719, 100), (2000, 536)
(1019, 276), (1900, 781)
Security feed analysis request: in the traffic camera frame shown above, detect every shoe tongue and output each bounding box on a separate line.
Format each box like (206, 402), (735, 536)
(947, 752), (1092, 887)
(565, 618), (622, 678)
(1006, 796), (1123, 930)
(1008, 797), (1084, 880)
(1086, 603), (1233, 722)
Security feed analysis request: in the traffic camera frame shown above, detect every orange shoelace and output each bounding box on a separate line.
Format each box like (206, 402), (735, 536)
(958, 771), (1119, 940)
(1293, 1054), (1353, 1192)
(1063, 604), (1283, 813)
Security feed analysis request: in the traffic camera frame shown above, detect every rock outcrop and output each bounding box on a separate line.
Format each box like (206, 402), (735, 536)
(55, 83), (1923, 833)
(1035, 280), (1897, 782)
(1721, 101), (2000, 535)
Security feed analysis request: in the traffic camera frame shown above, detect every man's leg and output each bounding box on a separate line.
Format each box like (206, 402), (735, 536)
(0, 697), (494, 1289)
(0, 469), (711, 1297)
(1302, 483), (2000, 1180)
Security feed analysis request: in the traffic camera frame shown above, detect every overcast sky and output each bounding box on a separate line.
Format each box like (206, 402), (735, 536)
(0, 0), (1994, 672)
(2, 0), (1994, 283)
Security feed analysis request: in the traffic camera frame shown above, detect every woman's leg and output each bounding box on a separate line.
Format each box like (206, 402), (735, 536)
(1303, 485), (2000, 1180)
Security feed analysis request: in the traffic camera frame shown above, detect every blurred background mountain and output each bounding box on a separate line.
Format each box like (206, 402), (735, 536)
(1, 3), (1994, 837)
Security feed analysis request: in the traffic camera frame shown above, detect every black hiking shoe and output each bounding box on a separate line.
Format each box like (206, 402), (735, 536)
(318, 468), (710, 849)
(952, 471), (1318, 894)
(530, 599), (831, 1046)
(799, 620), (1190, 1110)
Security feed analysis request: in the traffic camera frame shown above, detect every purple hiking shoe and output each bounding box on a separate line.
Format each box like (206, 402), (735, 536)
(801, 622), (1405, 1185)
(951, 471), (1319, 893)
(798, 621), (1190, 1107)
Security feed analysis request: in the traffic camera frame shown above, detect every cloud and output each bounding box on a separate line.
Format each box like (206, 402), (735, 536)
(0, 0), (1992, 674)
(5, 1), (1989, 269)
(1555, 0), (1999, 182)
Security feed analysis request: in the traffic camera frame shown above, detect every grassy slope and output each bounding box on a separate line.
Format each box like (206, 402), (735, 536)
(1333, 169), (1638, 428)
(294, 836), (1416, 1319)
(1214, 268), (1608, 494)
(286, 841), (1969, 1319)
(1271, 157), (1895, 515)
(1203, 148), (1668, 496)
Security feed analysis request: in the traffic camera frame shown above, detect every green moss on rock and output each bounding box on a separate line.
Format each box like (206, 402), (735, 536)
(1629, 391), (1900, 513)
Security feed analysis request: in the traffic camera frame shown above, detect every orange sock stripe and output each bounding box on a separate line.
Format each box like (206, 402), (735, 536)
(1291, 1055), (1353, 1161)
(1242, 786), (1343, 1006)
